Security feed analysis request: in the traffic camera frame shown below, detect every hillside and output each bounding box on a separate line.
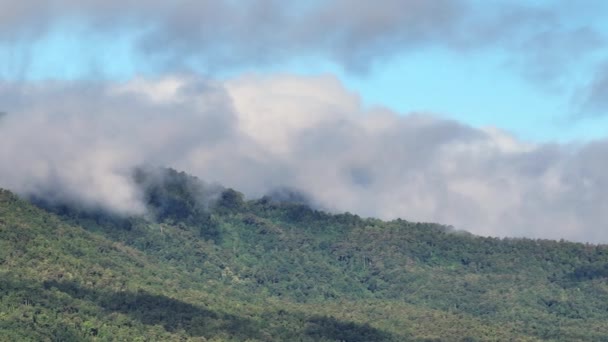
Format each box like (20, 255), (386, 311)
(2, 168), (608, 341)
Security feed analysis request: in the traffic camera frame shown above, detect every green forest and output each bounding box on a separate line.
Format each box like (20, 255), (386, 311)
(2, 168), (608, 341)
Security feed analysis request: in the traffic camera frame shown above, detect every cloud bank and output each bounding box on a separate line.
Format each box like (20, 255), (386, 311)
(1, 74), (608, 243)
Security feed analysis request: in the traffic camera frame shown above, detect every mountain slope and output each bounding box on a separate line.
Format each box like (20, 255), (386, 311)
(2, 169), (608, 341)
(0, 189), (391, 341)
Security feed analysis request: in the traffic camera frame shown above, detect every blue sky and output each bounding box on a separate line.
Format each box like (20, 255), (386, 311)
(1, 2), (608, 143)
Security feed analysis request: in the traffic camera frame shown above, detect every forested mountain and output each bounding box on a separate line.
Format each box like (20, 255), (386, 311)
(2, 168), (608, 341)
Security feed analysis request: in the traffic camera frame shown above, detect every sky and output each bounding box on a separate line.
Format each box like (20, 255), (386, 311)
(1, 0), (608, 242)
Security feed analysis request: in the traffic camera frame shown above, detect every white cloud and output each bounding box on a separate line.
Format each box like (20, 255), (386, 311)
(1, 75), (608, 243)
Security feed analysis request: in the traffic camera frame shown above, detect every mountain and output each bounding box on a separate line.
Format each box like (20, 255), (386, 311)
(2, 168), (608, 341)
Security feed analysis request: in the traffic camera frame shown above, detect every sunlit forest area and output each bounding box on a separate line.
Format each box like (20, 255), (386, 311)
(2, 168), (608, 341)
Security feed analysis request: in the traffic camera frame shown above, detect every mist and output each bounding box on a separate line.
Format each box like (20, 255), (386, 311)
(1, 74), (608, 242)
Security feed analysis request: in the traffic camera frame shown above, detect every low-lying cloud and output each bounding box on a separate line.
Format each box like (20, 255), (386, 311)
(1, 74), (608, 243)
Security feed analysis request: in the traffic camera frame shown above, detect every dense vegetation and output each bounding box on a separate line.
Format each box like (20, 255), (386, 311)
(2, 168), (608, 341)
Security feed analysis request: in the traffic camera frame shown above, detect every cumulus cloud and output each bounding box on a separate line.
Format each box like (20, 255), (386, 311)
(1, 74), (608, 243)
(225, 75), (608, 243)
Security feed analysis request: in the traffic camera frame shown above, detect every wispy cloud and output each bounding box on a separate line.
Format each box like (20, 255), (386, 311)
(577, 63), (608, 117)
(1, 0), (604, 76)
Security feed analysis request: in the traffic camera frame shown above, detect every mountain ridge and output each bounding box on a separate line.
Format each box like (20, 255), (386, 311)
(2, 169), (608, 341)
